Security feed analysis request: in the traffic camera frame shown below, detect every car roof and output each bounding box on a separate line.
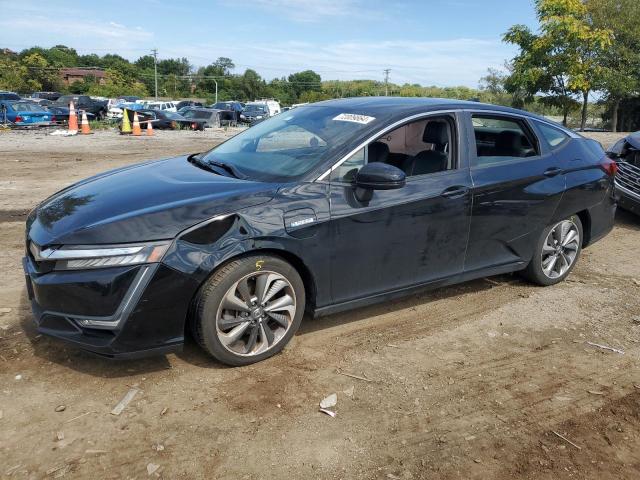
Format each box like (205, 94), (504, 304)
(310, 96), (558, 125)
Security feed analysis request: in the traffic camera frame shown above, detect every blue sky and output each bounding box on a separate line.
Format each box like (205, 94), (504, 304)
(0, 0), (538, 87)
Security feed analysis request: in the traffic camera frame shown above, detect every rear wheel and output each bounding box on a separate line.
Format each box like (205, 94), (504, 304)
(522, 216), (583, 286)
(193, 255), (305, 366)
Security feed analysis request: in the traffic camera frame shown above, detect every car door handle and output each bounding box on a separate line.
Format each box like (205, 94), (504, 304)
(440, 186), (469, 198)
(544, 167), (564, 177)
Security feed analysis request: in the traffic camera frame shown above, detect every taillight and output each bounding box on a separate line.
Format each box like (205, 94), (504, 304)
(51, 115), (57, 123)
(192, 123), (197, 130)
(600, 156), (618, 177)
(15, 115), (23, 123)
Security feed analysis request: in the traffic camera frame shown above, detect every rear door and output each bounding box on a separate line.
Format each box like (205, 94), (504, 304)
(328, 112), (473, 305)
(464, 112), (566, 273)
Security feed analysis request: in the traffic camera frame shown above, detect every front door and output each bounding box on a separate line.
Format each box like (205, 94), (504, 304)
(328, 113), (473, 305)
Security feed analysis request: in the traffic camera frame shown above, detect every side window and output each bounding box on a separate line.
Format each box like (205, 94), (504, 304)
(330, 147), (365, 183)
(329, 115), (456, 183)
(536, 122), (570, 149)
(472, 115), (539, 167)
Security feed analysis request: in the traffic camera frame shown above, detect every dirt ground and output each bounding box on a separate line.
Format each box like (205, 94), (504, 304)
(1, 128), (639, 480)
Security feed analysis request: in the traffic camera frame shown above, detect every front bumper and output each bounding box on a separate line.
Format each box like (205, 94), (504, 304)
(22, 255), (199, 359)
(615, 182), (640, 216)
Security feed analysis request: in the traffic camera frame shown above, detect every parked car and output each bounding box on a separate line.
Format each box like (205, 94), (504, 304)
(144, 101), (177, 113)
(251, 99), (281, 116)
(211, 101), (244, 123)
(240, 103), (269, 123)
(0, 100), (54, 126)
(121, 109), (202, 130)
(45, 105), (95, 125)
(53, 95), (108, 119)
(180, 107), (221, 128)
(22, 97), (616, 365)
(106, 102), (145, 120)
(0, 91), (21, 101)
(117, 96), (140, 103)
(175, 101), (203, 110)
(607, 132), (640, 216)
(29, 91), (62, 102)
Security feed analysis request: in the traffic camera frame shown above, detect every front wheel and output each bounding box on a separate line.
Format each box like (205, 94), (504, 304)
(522, 216), (583, 286)
(193, 255), (305, 366)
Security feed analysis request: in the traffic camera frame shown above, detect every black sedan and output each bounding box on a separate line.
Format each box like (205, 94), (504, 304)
(122, 109), (201, 130)
(23, 97), (616, 365)
(181, 107), (222, 128)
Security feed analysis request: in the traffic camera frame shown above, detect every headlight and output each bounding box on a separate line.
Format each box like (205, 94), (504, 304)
(256, 116), (263, 119)
(30, 241), (170, 270)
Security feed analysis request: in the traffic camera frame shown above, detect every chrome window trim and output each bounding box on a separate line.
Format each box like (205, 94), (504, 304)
(315, 108), (578, 182)
(466, 109), (580, 139)
(315, 109), (457, 182)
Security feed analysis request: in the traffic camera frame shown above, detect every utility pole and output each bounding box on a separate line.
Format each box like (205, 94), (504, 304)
(151, 48), (158, 100)
(383, 69), (391, 96)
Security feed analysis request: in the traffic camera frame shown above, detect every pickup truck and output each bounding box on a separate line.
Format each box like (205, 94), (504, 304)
(53, 95), (108, 119)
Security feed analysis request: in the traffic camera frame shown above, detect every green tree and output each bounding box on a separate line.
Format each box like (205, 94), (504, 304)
(504, 0), (612, 129)
(586, 0), (640, 131)
(287, 70), (322, 98)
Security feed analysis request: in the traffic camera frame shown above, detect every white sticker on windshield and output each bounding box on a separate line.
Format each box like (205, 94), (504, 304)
(333, 113), (376, 125)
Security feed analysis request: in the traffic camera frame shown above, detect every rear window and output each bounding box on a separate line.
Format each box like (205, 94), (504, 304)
(0, 93), (21, 101)
(12, 102), (42, 112)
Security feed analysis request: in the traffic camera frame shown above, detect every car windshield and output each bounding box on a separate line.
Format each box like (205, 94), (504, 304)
(201, 106), (378, 182)
(244, 105), (267, 113)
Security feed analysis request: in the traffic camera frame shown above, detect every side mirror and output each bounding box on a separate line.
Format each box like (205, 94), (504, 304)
(353, 163), (406, 202)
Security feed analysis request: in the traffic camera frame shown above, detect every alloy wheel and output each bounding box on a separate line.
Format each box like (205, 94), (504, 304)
(541, 220), (580, 279)
(215, 271), (297, 356)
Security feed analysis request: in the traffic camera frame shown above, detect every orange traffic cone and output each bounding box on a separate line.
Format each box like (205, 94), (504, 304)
(132, 112), (142, 136)
(80, 111), (91, 134)
(146, 119), (154, 136)
(68, 101), (78, 132)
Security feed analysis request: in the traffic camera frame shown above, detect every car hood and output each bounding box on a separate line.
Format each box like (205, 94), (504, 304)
(27, 156), (278, 245)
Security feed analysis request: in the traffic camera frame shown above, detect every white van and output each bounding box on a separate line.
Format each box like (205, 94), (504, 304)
(251, 99), (281, 117)
(142, 101), (177, 113)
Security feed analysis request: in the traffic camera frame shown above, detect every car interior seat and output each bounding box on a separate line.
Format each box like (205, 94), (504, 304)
(402, 122), (450, 176)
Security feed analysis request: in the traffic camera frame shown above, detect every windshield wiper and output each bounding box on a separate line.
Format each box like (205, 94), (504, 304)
(188, 153), (217, 173)
(208, 160), (247, 180)
(187, 153), (247, 180)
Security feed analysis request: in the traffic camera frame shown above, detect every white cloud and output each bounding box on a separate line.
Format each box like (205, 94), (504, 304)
(167, 37), (513, 87)
(225, 0), (365, 22)
(0, 2), (153, 53)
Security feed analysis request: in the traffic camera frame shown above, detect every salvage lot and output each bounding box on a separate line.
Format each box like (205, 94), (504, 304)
(1, 130), (639, 479)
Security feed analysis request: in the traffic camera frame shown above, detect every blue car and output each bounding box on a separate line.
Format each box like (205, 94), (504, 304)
(0, 100), (53, 126)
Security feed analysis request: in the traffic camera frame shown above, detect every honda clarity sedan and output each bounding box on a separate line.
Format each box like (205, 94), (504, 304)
(23, 97), (617, 365)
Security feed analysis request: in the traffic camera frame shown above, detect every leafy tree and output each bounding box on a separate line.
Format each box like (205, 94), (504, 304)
(22, 53), (62, 91)
(504, 0), (612, 129)
(586, 0), (640, 131)
(287, 70), (322, 97)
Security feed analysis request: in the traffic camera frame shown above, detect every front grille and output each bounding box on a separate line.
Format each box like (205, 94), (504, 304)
(616, 161), (640, 196)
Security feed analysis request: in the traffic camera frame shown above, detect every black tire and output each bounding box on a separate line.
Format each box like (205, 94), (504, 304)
(193, 254), (305, 366)
(522, 215), (583, 286)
